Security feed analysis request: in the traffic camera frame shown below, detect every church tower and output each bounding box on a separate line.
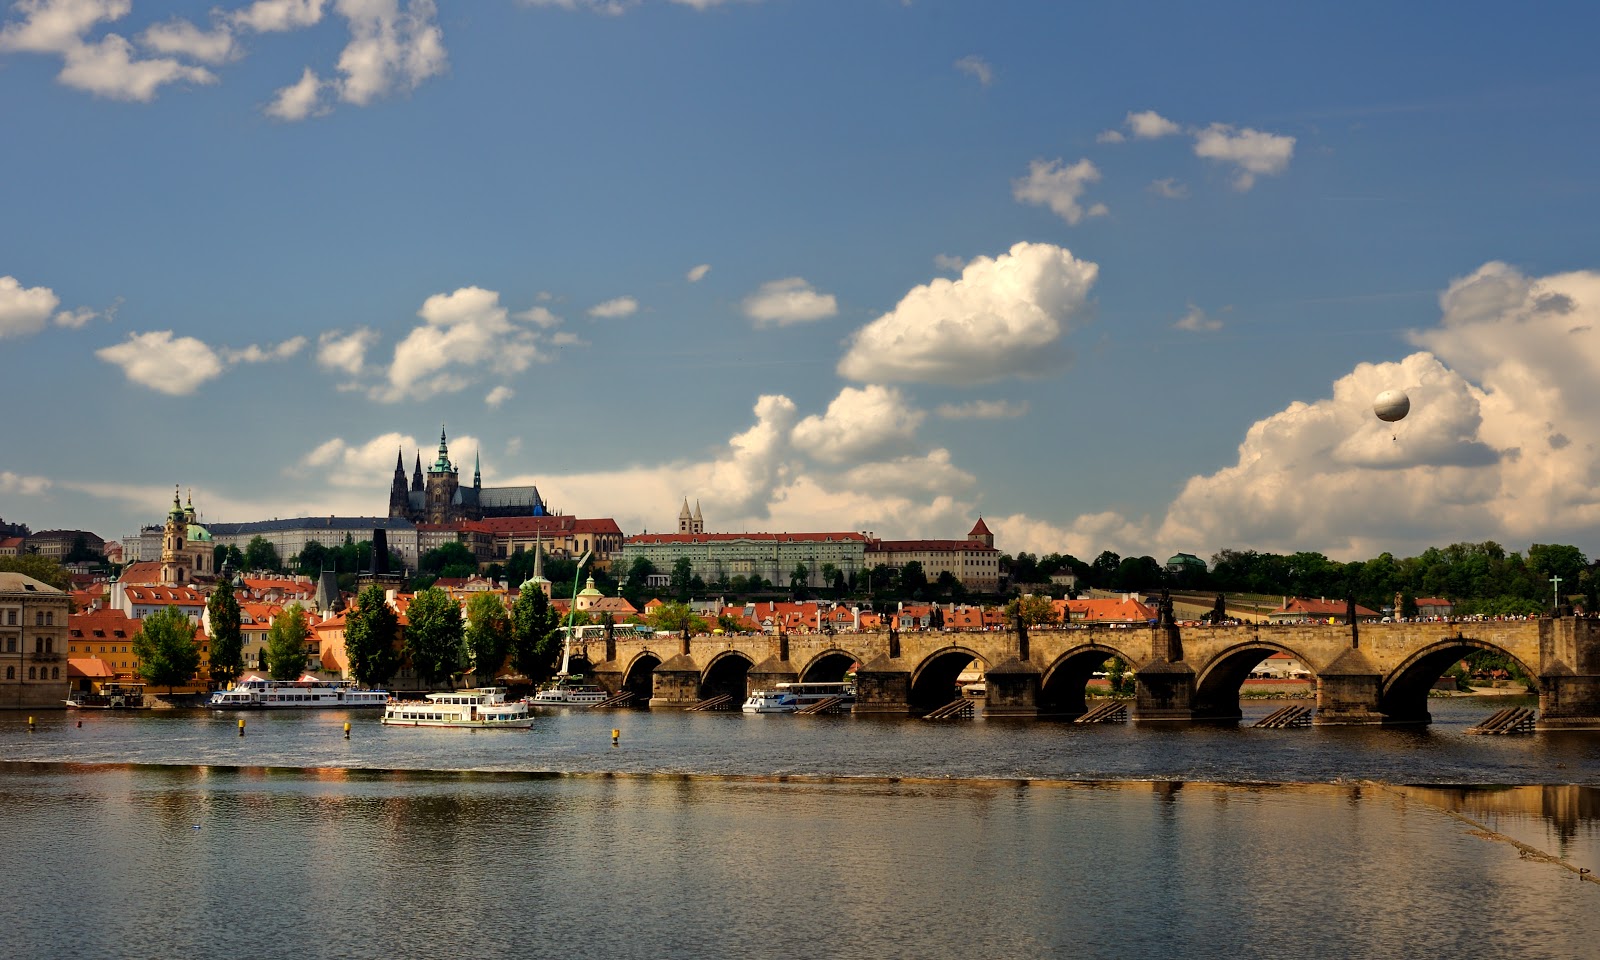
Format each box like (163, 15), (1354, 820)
(388, 448), (410, 518)
(425, 425), (461, 524)
(160, 486), (187, 585)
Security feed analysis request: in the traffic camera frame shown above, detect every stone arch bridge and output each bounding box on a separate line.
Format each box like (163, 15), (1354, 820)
(574, 616), (1600, 729)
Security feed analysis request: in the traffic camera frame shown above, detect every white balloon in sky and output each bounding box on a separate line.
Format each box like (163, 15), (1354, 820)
(1373, 389), (1411, 423)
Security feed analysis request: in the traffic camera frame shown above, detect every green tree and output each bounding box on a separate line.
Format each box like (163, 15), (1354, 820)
(294, 539), (330, 576)
(510, 586), (563, 683)
(344, 585), (402, 688)
(206, 581), (244, 687)
(464, 591), (511, 683)
(64, 534), (100, 564)
(405, 587), (465, 686)
(265, 604), (310, 680)
(245, 536), (281, 573)
(132, 605), (202, 695)
(0, 555), (70, 590)
(420, 541), (478, 578)
(900, 561), (929, 598)
(669, 556), (694, 602)
(1004, 594), (1058, 626)
(650, 601), (708, 634)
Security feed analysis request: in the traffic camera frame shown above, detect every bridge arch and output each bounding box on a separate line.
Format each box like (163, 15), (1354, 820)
(908, 646), (988, 712)
(1039, 642), (1141, 718)
(701, 649), (756, 703)
(1382, 638), (1538, 724)
(1191, 640), (1317, 721)
(799, 648), (861, 683)
(622, 651), (662, 703)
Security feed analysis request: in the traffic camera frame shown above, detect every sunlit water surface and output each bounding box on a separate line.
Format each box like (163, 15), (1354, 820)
(2, 699), (1595, 960)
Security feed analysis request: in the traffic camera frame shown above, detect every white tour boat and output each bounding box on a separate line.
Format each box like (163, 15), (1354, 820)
(381, 687), (533, 729)
(529, 675), (609, 706)
(741, 689), (800, 713)
(208, 675), (390, 710)
(741, 681), (855, 714)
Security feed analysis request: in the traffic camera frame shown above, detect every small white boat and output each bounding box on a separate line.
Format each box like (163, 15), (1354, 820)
(530, 675), (608, 707)
(742, 681), (855, 714)
(381, 687), (532, 729)
(208, 675), (389, 710)
(742, 690), (800, 713)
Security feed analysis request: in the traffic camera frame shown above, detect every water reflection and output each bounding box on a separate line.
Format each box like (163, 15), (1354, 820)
(0, 764), (1594, 960)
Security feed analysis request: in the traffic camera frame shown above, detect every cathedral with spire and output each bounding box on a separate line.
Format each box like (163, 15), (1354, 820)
(388, 426), (549, 524)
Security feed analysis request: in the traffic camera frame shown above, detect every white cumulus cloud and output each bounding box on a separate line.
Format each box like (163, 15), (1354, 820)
(0, 275), (61, 338)
(936, 399), (1029, 420)
(1173, 303), (1222, 332)
(1155, 262), (1600, 558)
(742, 277), (838, 326)
(232, 0), (328, 32)
(791, 385), (925, 464)
(96, 330), (227, 395)
(1012, 158), (1107, 225)
(1192, 122), (1296, 191)
(332, 0), (447, 107)
(587, 296), (639, 319)
(1126, 109), (1180, 139)
(265, 66), (327, 120)
(838, 241), (1098, 386)
(954, 54), (992, 87)
(138, 18), (237, 65)
(316, 327), (377, 376)
(0, 471), (52, 496)
(0, 1), (218, 101)
(374, 286), (545, 403)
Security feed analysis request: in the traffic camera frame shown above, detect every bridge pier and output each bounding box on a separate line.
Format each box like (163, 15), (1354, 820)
(853, 655), (910, 714)
(1538, 675), (1600, 729)
(1132, 661), (1198, 721)
(648, 654), (702, 709)
(984, 657), (1041, 718)
(1313, 649), (1388, 725)
(748, 657), (799, 696)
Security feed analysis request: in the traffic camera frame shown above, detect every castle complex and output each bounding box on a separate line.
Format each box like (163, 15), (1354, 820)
(388, 426), (549, 525)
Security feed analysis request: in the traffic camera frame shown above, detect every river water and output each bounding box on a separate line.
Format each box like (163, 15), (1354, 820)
(2, 699), (1596, 959)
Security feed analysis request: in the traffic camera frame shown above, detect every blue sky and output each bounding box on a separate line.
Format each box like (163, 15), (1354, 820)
(4, 0), (1600, 562)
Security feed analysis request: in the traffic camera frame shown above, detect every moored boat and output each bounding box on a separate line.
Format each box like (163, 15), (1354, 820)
(741, 689), (800, 713)
(64, 683), (148, 709)
(381, 687), (532, 729)
(530, 675), (608, 706)
(208, 675), (389, 710)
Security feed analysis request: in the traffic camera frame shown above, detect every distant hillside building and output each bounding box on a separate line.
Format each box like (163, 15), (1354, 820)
(864, 518), (1001, 592)
(388, 426), (549, 525)
(209, 517), (422, 573)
